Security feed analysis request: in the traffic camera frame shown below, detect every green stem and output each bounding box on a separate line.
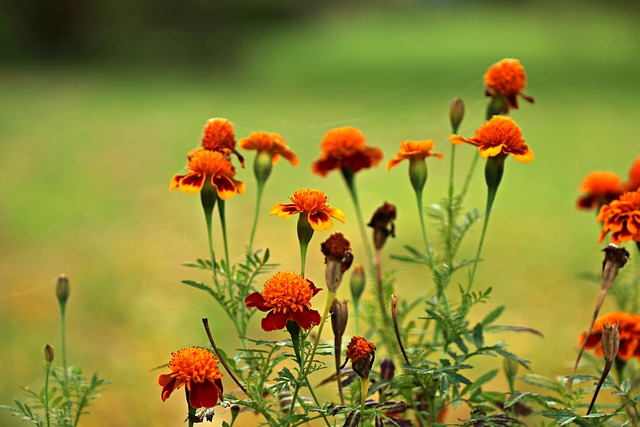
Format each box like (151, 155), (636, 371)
(353, 300), (360, 336)
(44, 361), (51, 427)
(186, 390), (195, 427)
(446, 144), (457, 266)
(467, 184), (498, 292)
(304, 291), (336, 377)
(341, 168), (374, 272)
(248, 180), (266, 254)
(415, 187), (434, 270)
(460, 155), (479, 202)
(360, 378), (369, 427)
(218, 199), (233, 287)
(201, 186), (218, 280)
(374, 249), (391, 328)
(297, 214), (314, 278)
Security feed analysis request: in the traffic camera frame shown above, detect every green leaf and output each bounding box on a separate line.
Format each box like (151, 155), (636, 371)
(461, 369), (498, 396)
(472, 323), (484, 349)
(481, 305), (505, 326)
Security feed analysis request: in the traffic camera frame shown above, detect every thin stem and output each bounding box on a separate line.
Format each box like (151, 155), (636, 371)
(248, 180), (266, 254)
(186, 390), (195, 427)
(415, 188), (434, 270)
(460, 155), (479, 202)
(44, 361), (51, 427)
(374, 249), (390, 328)
(304, 292), (336, 377)
(218, 199), (233, 287)
(353, 301), (360, 336)
(60, 304), (67, 374)
(467, 184), (498, 292)
(202, 318), (247, 394)
(359, 378), (369, 427)
(201, 188), (218, 280)
(341, 169), (374, 271)
(446, 144), (457, 266)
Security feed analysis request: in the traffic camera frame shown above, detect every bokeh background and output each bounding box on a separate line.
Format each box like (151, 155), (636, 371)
(1, 0), (640, 425)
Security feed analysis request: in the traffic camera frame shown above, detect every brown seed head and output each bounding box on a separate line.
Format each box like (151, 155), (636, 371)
(368, 202), (397, 250)
(330, 299), (349, 339)
(602, 322), (621, 364)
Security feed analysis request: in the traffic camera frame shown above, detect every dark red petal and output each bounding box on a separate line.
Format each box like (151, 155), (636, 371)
(312, 157), (339, 176)
(583, 332), (602, 348)
(189, 380), (219, 408)
(342, 151), (373, 173)
(291, 308), (321, 330)
(159, 376), (177, 402)
(245, 292), (271, 312)
(262, 310), (289, 331)
(307, 280), (322, 296)
(214, 378), (224, 398)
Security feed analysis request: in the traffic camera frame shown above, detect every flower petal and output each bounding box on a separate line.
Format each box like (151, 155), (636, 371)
(212, 175), (237, 200)
(159, 375), (177, 402)
(308, 210), (334, 232)
(262, 310), (289, 331)
(170, 174), (183, 191)
(179, 172), (206, 194)
(270, 203), (299, 218)
(291, 308), (321, 330)
(189, 380), (220, 408)
(478, 145), (504, 158)
(327, 207), (346, 223)
(512, 148), (534, 163)
(245, 292), (272, 312)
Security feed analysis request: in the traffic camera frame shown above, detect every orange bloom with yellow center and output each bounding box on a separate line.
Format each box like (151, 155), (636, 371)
(312, 126), (383, 176)
(239, 131), (299, 166)
(624, 157), (640, 192)
(158, 346), (224, 408)
(484, 58), (534, 110)
(450, 115), (533, 162)
(270, 189), (346, 232)
(170, 148), (246, 199)
(580, 312), (640, 361)
(597, 189), (640, 244)
(386, 140), (443, 171)
(200, 118), (244, 167)
(346, 336), (376, 364)
(245, 271), (322, 331)
(576, 171), (623, 210)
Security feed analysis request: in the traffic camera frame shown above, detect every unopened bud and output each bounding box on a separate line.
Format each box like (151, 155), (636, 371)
(602, 322), (620, 364)
(56, 274), (70, 305)
(350, 264), (366, 303)
(230, 404), (241, 422)
(409, 158), (427, 194)
(330, 299), (349, 340)
(449, 97), (465, 133)
(486, 95), (506, 120)
(601, 244), (630, 292)
(254, 150), (273, 184)
(44, 344), (54, 363)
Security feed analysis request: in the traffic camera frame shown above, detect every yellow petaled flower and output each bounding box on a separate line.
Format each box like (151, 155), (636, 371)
(245, 271), (322, 331)
(597, 189), (640, 244)
(386, 140), (443, 171)
(239, 131), (299, 166)
(484, 58), (534, 110)
(170, 148), (245, 199)
(158, 347), (223, 408)
(449, 115), (533, 162)
(312, 126), (383, 176)
(270, 189), (346, 232)
(346, 336), (376, 364)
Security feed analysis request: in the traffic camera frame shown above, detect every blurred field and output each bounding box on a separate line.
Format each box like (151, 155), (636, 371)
(1, 2), (640, 426)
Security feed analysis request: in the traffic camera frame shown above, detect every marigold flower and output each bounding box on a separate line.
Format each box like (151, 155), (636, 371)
(270, 189), (346, 232)
(344, 336), (376, 379)
(245, 271), (322, 332)
(200, 118), (244, 166)
(239, 131), (299, 166)
(484, 58), (534, 111)
(312, 126), (383, 176)
(158, 346), (224, 408)
(576, 171), (623, 210)
(624, 157), (640, 192)
(170, 148), (246, 199)
(580, 312), (640, 361)
(450, 115), (533, 162)
(386, 140), (443, 171)
(597, 189), (640, 244)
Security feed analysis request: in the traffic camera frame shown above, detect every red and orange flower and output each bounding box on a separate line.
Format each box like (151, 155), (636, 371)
(580, 312), (640, 361)
(484, 58), (534, 111)
(239, 131), (299, 166)
(245, 271), (322, 331)
(450, 115), (534, 162)
(344, 336), (376, 379)
(576, 171), (623, 210)
(158, 346), (224, 408)
(597, 189), (640, 244)
(624, 157), (640, 193)
(312, 126), (383, 176)
(270, 189), (346, 232)
(200, 118), (244, 167)
(170, 148), (246, 199)
(386, 140), (443, 171)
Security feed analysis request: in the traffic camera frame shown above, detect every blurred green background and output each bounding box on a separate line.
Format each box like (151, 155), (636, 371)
(1, 0), (640, 425)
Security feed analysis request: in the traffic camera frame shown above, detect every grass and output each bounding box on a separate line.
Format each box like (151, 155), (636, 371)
(0, 2), (639, 426)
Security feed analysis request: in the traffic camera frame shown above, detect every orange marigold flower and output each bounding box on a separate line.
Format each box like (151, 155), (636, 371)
(625, 157), (640, 192)
(597, 189), (640, 244)
(386, 140), (443, 171)
(576, 171), (623, 210)
(170, 148), (246, 199)
(270, 189), (346, 232)
(579, 311), (640, 361)
(346, 336), (376, 364)
(245, 271), (322, 331)
(200, 118), (244, 167)
(158, 346), (224, 408)
(312, 126), (383, 176)
(450, 115), (533, 162)
(239, 131), (299, 166)
(484, 58), (534, 111)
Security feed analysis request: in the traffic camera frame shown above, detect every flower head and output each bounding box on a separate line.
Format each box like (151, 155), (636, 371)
(239, 131), (299, 166)
(597, 189), (640, 244)
(624, 157), (640, 192)
(245, 271), (322, 331)
(158, 346), (224, 408)
(580, 312), (640, 361)
(200, 118), (244, 167)
(576, 171), (623, 210)
(170, 148), (246, 199)
(484, 58), (534, 111)
(386, 140), (443, 171)
(368, 202), (397, 250)
(312, 127), (383, 176)
(450, 115), (533, 162)
(344, 336), (376, 379)
(270, 189), (346, 232)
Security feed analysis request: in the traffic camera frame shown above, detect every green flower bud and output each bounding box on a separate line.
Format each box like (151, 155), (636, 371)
(449, 97), (465, 133)
(56, 274), (69, 305)
(350, 263), (366, 303)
